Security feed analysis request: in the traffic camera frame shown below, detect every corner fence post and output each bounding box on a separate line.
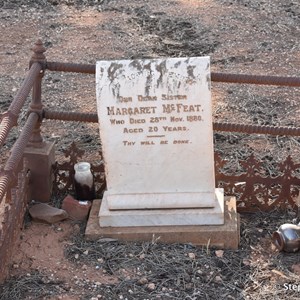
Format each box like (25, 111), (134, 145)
(23, 40), (55, 202)
(29, 39), (46, 144)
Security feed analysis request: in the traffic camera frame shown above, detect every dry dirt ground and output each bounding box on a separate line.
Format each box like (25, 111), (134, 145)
(0, 0), (300, 299)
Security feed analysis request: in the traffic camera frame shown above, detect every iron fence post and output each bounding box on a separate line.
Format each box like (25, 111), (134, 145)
(28, 39), (46, 145)
(23, 40), (55, 202)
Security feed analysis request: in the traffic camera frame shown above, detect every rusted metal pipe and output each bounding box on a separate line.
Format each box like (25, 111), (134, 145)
(0, 172), (10, 204)
(0, 113), (17, 149)
(213, 122), (300, 136)
(43, 110), (300, 137)
(9, 62), (42, 114)
(43, 109), (98, 123)
(0, 63), (42, 148)
(45, 61), (300, 87)
(0, 112), (39, 203)
(46, 61), (95, 74)
(211, 72), (300, 87)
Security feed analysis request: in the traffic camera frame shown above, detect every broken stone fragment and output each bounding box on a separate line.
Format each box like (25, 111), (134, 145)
(29, 203), (68, 224)
(62, 194), (92, 221)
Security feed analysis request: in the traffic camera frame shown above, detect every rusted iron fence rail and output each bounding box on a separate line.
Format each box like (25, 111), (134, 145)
(43, 110), (98, 123)
(0, 112), (38, 202)
(211, 72), (300, 87)
(0, 62), (42, 148)
(44, 61), (300, 137)
(43, 110), (300, 138)
(46, 61), (300, 87)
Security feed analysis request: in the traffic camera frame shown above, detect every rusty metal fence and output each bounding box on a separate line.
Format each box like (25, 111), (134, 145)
(0, 39), (300, 281)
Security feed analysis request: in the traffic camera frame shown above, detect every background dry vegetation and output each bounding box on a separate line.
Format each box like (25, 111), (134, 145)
(0, 0), (300, 299)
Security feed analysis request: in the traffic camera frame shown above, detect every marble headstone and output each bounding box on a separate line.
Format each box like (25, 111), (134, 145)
(96, 57), (224, 226)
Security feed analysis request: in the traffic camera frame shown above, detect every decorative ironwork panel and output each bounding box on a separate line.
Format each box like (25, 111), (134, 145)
(52, 143), (300, 212)
(215, 152), (300, 212)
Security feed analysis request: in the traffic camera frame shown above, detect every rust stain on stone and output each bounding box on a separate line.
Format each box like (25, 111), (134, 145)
(129, 60), (143, 72)
(155, 60), (167, 88)
(144, 61), (152, 96)
(206, 62), (210, 71)
(107, 63), (123, 98)
(174, 60), (181, 68)
(206, 74), (211, 90)
(187, 65), (196, 80)
(107, 62), (123, 83)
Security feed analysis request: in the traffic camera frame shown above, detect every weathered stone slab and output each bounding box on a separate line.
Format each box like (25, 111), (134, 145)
(29, 203), (68, 224)
(96, 57), (216, 211)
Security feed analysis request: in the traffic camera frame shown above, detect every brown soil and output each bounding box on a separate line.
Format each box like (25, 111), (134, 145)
(0, 0), (300, 299)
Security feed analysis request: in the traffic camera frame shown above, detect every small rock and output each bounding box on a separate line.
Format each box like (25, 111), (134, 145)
(62, 194), (92, 221)
(291, 264), (300, 275)
(215, 250), (224, 258)
(29, 203), (68, 224)
(215, 275), (222, 283)
(242, 259), (251, 266)
(188, 252), (196, 259)
(138, 277), (148, 285)
(147, 283), (156, 291)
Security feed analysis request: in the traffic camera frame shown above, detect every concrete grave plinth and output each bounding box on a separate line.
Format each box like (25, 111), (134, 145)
(86, 197), (240, 249)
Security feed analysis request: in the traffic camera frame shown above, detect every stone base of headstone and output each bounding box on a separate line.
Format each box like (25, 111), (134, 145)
(23, 142), (55, 202)
(85, 196), (240, 250)
(99, 188), (225, 227)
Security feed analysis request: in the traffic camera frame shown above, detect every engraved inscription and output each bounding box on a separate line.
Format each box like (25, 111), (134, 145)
(138, 95), (157, 101)
(105, 93), (205, 146)
(118, 96), (132, 103)
(162, 94), (187, 101)
(107, 106), (157, 116)
(123, 127), (143, 133)
(98, 57), (212, 150)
